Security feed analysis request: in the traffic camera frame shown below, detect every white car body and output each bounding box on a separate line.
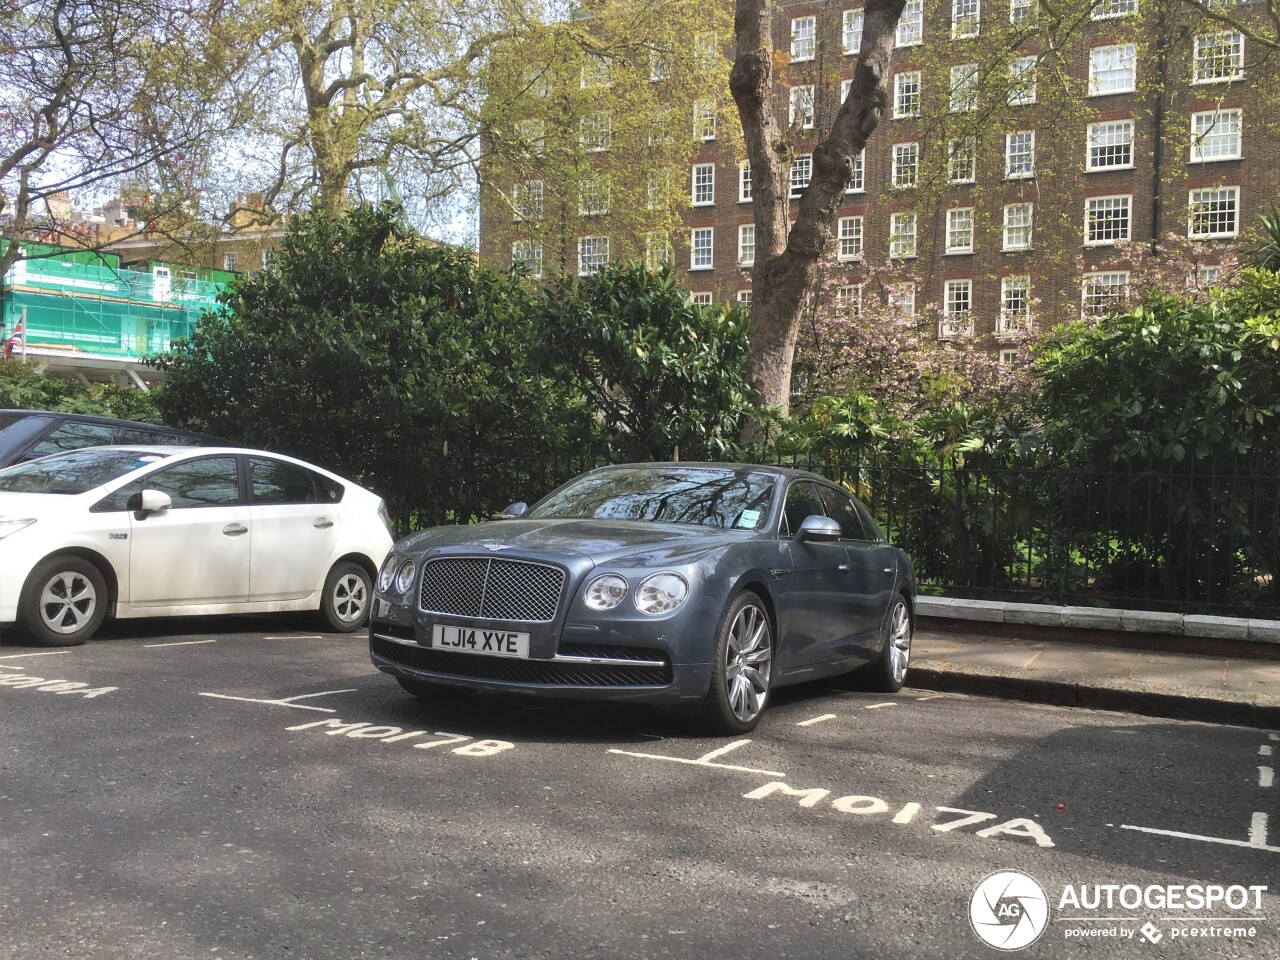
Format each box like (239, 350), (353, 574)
(0, 446), (392, 634)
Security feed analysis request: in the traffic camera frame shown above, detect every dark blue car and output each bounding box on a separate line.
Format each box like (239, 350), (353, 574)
(369, 463), (916, 734)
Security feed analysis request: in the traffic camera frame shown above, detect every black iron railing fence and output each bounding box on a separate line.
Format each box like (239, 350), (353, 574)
(401, 449), (1280, 619)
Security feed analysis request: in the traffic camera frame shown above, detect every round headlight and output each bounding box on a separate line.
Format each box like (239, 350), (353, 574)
(634, 573), (688, 615)
(584, 574), (629, 611)
(395, 559), (417, 595)
(377, 555), (398, 593)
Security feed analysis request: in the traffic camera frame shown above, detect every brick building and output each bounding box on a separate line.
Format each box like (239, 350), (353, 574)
(479, 1), (1278, 356)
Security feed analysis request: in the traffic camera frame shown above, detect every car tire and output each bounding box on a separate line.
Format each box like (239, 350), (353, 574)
(863, 594), (913, 693)
(20, 555), (109, 646)
(396, 677), (474, 702)
(320, 561), (372, 632)
(692, 591), (774, 736)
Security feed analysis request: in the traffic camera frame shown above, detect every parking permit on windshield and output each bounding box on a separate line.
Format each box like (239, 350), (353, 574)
(737, 509), (761, 529)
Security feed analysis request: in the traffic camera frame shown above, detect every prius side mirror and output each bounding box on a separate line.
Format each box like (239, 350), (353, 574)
(795, 514), (841, 544)
(501, 501), (528, 519)
(129, 489), (172, 517)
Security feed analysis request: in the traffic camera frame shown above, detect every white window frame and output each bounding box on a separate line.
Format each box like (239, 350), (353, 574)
(846, 148), (866, 193)
(689, 291), (714, 306)
(692, 163), (715, 207)
(1009, 56), (1037, 105)
(1086, 120), (1135, 171)
(1188, 186), (1240, 239)
(896, 0), (923, 46)
(949, 64), (979, 113)
(690, 227), (715, 270)
(739, 163), (753, 203)
(843, 9), (864, 55)
(736, 289), (753, 305)
(790, 154), (812, 199)
(894, 71), (922, 118)
(1082, 271), (1130, 318)
(738, 224), (756, 265)
(1091, 0), (1137, 19)
(1193, 32), (1245, 84)
(952, 0), (980, 39)
(892, 142), (919, 188)
(835, 284), (863, 313)
(837, 216), (864, 261)
(223, 252), (237, 272)
(578, 236), (609, 276)
(941, 280), (974, 339)
(1000, 349), (1021, 366)
(1189, 109), (1242, 162)
(1010, 0), (1034, 21)
(1085, 195), (1133, 246)
(1089, 44), (1137, 96)
(644, 231), (671, 270)
(513, 179), (544, 221)
(946, 207), (975, 254)
(1005, 130), (1035, 179)
(580, 112), (612, 151)
(512, 240), (544, 279)
(889, 212), (917, 258)
(999, 275), (1031, 334)
(693, 100), (716, 141)
(888, 283), (917, 316)
(789, 86), (816, 129)
(580, 56), (611, 90)
(791, 16), (816, 62)
(1003, 203), (1034, 250)
(948, 137), (977, 183)
(578, 178), (611, 217)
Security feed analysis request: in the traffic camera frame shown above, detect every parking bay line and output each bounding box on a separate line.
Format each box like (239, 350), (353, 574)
(1119, 818), (1280, 855)
(865, 702), (898, 710)
(610, 739), (785, 778)
(1261, 766), (1275, 788)
(145, 639), (217, 648)
(199, 688), (359, 713)
(0, 651), (69, 661)
(263, 635), (325, 641)
(797, 714), (837, 727)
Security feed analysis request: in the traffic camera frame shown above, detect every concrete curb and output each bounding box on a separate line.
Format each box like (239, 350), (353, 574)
(907, 658), (1280, 729)
(917, 596), (1280, 645)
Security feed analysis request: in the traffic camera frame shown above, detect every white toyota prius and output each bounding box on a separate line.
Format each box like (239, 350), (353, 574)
(0, 446), (394, 645)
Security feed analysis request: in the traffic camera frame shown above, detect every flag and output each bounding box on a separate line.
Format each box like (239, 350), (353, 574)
(3, 317), (24, 360)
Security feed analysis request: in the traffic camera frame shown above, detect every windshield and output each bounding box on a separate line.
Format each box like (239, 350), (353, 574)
(0, 448), (171, 495)
(528, 467), (775, 530)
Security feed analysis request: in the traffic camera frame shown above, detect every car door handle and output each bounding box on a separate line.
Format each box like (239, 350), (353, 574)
(223, 523), (248, 536)
(769, 568), (793, 578)
(838, 563), (850, 572)
(313, 518), (334, 529)
(883, 567), (895, 575)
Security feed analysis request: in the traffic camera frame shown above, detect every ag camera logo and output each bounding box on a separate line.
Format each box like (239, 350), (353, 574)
(970, 870), (1051, 950)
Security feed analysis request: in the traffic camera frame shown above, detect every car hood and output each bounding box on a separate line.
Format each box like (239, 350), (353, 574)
(397, 518), (757, 566)
(0, 491), (79, 517)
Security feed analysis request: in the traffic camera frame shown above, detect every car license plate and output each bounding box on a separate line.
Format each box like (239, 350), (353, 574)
(431, 624), (530, 658)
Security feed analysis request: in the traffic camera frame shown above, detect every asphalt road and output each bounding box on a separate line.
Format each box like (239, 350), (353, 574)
(2, 616), (1276, 960)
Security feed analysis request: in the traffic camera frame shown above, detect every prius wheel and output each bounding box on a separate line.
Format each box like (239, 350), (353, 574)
(21, 556), (108, 647)
(864, 594), (913, 693)
(693, 592), (773, 736)
(320, 562), (371, 632)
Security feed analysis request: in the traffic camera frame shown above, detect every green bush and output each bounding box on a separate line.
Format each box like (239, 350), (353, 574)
(0, 361), (163, 422)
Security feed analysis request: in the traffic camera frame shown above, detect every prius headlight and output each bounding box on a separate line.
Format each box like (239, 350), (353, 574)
(377, 555), (399, 593)
(584, 574), (629, 611)
(394, 559), (417, 595)
(634, 573), (689, 615)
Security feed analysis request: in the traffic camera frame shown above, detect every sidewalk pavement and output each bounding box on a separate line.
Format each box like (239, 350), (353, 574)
(908, 628), (1280, 728)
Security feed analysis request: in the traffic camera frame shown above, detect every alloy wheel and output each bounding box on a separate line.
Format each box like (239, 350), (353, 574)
(332, 573), (368, 624)
(725, 601), (772, 723)
(889, 600), (912, 685)
(40, 571), (98, 636)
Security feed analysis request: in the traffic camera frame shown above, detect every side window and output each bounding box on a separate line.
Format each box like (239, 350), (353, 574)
(312, 471), (345, 503)
(116, 427), (190, 447)
(26, 421), (113, 459)
(251, 457), (317, 504)
(781, 481), (827, 538)
(854, 500), (886, 542)
(97, 456), (241, 511)
(819, 486), (869, 541)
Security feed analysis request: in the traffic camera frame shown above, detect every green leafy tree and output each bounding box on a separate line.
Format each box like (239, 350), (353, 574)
(154, 203), (587, 530)
(533, 261), (754, 460)
(0, 361), (163, 421)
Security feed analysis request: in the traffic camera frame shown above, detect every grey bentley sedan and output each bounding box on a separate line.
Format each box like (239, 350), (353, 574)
(369, 463), (916, 734)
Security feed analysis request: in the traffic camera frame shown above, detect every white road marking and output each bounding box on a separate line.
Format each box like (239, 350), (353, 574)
(1260, 745), (1273, 757)
(797, 714), (837, 727)
(696, 740), (753, 763)
(1261, 766), (1274, 788)
(1022, 651), (1043, 669)
(1250, 813), (1269, 847)
(0, 651), (69, 661)
(915, 695), (945, 701)
(609, 748), (785, 778)
(263, 635), (325, 640)
(1271, 734), (1279, 742)
(0, 665), (24, 672)
(1119, 823), (1280, 854)
(199, 688), (359, 713)
(865, 702), (898, 710)
(145, 639), (217, 648)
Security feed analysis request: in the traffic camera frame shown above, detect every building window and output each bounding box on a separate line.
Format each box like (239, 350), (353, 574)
(999, 276), (1030, 333)
(649, 45), (670, 82)
(846, 149), (866, 193)
(515, 119), (545, 154)
(1000, 349), (1021, 365)
(1003, 203), (1034, 250)
(835, 284), (863, 313)
(736, 289), (753, 305)
(942, 280), (973, 338)
(1005, 131), (1035, 178)
(513, 180), (544, 221)
(789, 86), (816, 129)
(578, 178), (610, 216)
(888, 283), (916, 316)
(512, 240), (543, 278)
(644, 232), (671, 270)
(689, 292), (714, 306)
(580, 112), (612, 151)
(949, 64), (979, 112)
(948, 137), (977, 183)
(952, 0), (980, 38)
(739, 164), (752, 202)
(694, 33), (718, 69)
(946, 208), (975, 254)
(1193, 32), (1244, 83)
(738, 224), (756, 265)
(223, 252), (238, 272)
(790, 154), (812, 199)
(1085, 195), (1132, 245)
(1196, 265), (1221, 287)
(843, 9), (864, 54)
(1188, 187), (1240, 238)
(580, 55), (611, 90)
(791, 16), (816, 61)
(837, 216), (864, 261)
(578, 236), (609, 275)
(1087, 120), (1134, 170)
(1010, 0), (1034, 21)
(1009, 56), (1037, 105)
(892, 143), (919, 188)
(896, 0), (923, 46)
(890, 212), (917, 258)
(1092, 0), (1137, 18)
(1089, 44), (1137, 95)
(692, 163), (715, 206)
(1082, 272), (1129, 318)
(1190, 109), (1242, 162)
(690, 227), (714, 270)
(645, 171), (666, 211)
(693, 100), (716, 141)
(260, 249), (272, 269)
(894, 71), (922, 118)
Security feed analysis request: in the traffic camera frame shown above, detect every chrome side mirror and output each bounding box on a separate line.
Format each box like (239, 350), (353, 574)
(500, 501), (528, 519)
(795, 514), (841, 543)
